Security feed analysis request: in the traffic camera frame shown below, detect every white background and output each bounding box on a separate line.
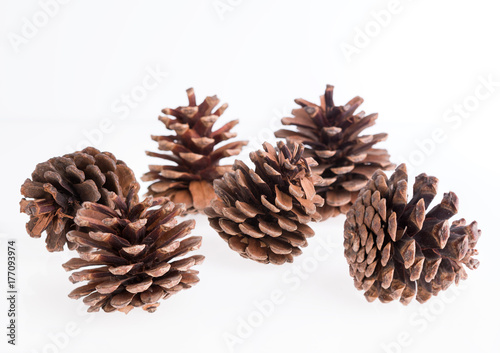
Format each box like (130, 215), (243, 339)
(1, 1), (499, 352)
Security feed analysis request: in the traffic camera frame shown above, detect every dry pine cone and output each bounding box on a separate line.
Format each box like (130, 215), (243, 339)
(205, 141), (324, 265)
(142, 88), (248, 213)
(20, 147), (137, 252)
(275, 85), (394, 220)
(63, 184), (204, 313)
(344, 164), (480, 304)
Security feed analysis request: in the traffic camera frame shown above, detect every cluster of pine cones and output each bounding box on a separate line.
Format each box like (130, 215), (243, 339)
(20, 86), (481, 312)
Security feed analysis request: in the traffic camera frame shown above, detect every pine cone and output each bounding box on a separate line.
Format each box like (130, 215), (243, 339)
(275, 85), (394, 220)
(20, 147), (138, 252)
(62, 184), (204, 313)
(142, 88), (248, 214)
(344, 164), (480, 304)
(205, 141), (324, 265)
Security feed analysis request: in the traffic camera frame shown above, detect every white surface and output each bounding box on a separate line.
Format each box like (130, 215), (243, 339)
(1, 1), (499, 352)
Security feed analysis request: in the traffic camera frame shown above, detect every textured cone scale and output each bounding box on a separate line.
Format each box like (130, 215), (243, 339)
(205, 141), (324, 265)
(275, 85), (394, 221)
(344, 164), (480, 304)
(63, 184), (204, 313)
(142, 88), (248, 214)
(20, 147), (138, 252)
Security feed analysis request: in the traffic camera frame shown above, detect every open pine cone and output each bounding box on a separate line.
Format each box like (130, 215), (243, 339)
(63, 183), (204, 313)
(275, 85), (394, 220)
(142, 88), (248, 214)
(344, 164), (480, 304)
(205, 141), (324, 265)
(20, 147), (137, 252)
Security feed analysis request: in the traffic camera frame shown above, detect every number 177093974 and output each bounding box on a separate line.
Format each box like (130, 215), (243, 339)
(7, 240), (16, 290)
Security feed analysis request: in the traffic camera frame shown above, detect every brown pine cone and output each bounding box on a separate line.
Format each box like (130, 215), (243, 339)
(62, 183), (204, 313)
(344, 164), (480, 304)
(142, 88), (248, 214)
(205, 141), (324, 265)
(20, 147), (138, 252)
(275, 85), (394, 221)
